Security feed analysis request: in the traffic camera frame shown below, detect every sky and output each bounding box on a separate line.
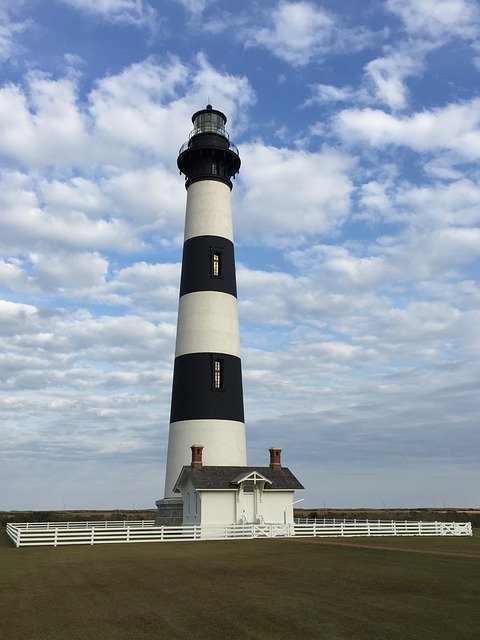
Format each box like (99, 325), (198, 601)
(1, 0), (479, 511)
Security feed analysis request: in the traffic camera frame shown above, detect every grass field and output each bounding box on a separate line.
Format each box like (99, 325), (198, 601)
(1, 532), (479, 640)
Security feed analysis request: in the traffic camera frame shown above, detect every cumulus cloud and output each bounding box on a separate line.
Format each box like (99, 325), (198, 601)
(394, 179), (480, 228)
(387, 0), (480, 40)
(57, 0), (157, 30)
(29, 252), (109, 291)
(0, 55), (255, 261)
(235, 143), (354, 240)
(172, 0), (218, 18)
(0, 73), (90, 167)
(287, 228), (480, 295)
(0, 54), (254, 173)
(303, 83), (362, 106)
(0, 171), (139, 254)
(243, 1), (373, 66)
(304, 49), (425, 111)
(1, 13), (479, 510)
(335, 99), (480, 160)
(0, 3), (33, 63)
(364, 51), (423, 110)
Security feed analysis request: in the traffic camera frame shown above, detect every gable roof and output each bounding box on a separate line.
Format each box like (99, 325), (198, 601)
(173, 466), (304, 492)
(230, 470), (272, 485)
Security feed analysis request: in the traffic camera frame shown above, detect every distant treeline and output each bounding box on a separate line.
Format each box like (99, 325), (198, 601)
(2, 508), (479, 528)
(295, 509), (480, 528)
(0, 510), (157, 527)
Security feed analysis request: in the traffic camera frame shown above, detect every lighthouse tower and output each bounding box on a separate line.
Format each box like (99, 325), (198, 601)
(155, 105), (247, 524)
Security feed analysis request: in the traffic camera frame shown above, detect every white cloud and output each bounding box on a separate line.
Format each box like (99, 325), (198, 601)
(1, 18), (478, 510)
(335, 99), (480, 160)
(244, 1), (373, 66)
(235, 144), (354, 240)
(88, 56), (190, 162)
(109, 261), (180, 313)
(286, 225), (480, 297)
(0, 171), (139, 254)
(303, 83), (360, 105)
(0, 55), (255, 262)
(0, 55), (253, 171)
(0, 73), (90, 167)
(172, 0), (218, 18)
(395, 179), (480, 228)
(305, 51), (424, 111)
(364, 51), (422, 110)
(0, 5), (31, 63)
(29, 252), (109, 291)
(57, 0), (157, 30)
(387, 0), (480, 40)
(0, 258), (29, 291)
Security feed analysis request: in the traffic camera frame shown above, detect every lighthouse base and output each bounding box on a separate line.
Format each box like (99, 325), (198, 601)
(154, 498), (183, 526)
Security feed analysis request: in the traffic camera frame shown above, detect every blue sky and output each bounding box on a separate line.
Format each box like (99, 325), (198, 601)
(1, 0), (479, 510)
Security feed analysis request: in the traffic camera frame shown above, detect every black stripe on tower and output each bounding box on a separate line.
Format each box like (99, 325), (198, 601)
(170, 353), (244, 423)
(180, 235), (237, 297)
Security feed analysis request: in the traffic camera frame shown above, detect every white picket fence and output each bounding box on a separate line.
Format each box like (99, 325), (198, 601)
(5, 518), (472, 548)
(6, 521), (290, 547)
(293, 519), (472, 538)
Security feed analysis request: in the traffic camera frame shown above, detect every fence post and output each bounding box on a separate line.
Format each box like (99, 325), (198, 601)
(126, 526), (130, 543)
(91, 528), (95, 545)
(54, 528), (58, 547)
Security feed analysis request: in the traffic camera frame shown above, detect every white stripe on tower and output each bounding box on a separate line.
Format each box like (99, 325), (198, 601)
(163, 105), (247, 498)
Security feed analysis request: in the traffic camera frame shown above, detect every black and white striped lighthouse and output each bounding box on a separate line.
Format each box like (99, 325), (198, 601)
(156, 105), (247, 523)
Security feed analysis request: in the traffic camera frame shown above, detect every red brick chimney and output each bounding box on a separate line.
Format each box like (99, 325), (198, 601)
(191, 445), (204, 470)
(269, 447), (282, 469)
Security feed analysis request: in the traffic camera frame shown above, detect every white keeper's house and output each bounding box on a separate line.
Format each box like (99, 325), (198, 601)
(173, 446), (304, 526)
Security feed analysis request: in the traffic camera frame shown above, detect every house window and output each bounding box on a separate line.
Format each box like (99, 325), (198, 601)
(212, 250), (222, 278)
(243, 484), (254, 493)
(186, 492), (190, 515)
(213, 358), (223, 390)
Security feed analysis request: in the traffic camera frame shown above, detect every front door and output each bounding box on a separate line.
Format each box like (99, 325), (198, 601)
(242, 484), (256, 522)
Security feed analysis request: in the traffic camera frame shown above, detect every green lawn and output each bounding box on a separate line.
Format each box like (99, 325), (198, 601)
(306, 532), (480, 554)
(1, 532), (479, 640)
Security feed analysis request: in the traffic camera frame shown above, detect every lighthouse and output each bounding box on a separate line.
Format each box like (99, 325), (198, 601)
(155, 105), (247, 524)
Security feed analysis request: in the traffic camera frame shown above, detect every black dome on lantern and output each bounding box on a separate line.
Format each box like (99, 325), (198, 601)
(177, 105), (240, 189)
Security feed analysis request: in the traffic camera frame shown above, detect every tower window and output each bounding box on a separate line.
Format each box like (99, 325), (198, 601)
(211, 162), (218, 175)
(213, 358), (223, 390)
(212, 250), (222, 278)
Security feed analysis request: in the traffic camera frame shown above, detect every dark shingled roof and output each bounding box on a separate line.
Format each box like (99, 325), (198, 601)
(174, 466), (304, 491)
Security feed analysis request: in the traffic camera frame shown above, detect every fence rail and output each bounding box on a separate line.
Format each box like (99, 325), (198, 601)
(6, 519), (472, 548)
